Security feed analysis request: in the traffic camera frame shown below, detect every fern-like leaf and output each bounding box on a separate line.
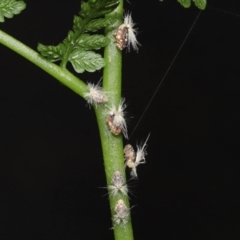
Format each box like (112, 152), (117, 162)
(177, 0), (191, 8)
(75, 34), (110, 50)
(69, 50), (105, 73)
(37, 43), (66, 62)
(38, 0), (119, 73)
(85, 17), (118, 32)
(177, 0), (207, 9)
(79, 0), (119, 19)
(192, 0), (206, 10)
(73, 15), (84, 33)
(0, 0), (26, 22)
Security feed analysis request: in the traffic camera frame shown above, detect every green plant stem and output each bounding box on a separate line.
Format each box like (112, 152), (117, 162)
(0, 29), (88, 97)
(94, 1), (134, 240)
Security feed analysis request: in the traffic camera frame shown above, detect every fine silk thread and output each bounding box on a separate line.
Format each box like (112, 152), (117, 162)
(129, 11), (202, 139)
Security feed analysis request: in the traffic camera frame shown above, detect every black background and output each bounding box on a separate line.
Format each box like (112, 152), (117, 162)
(1, 0), (240, 239)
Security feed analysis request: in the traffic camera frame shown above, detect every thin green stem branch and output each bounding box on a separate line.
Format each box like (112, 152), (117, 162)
(0, 29), (88, 97)
(94, 1), (135, 240)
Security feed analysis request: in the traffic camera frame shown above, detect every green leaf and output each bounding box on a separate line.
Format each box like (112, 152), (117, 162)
(177, 0), (191, 8)
(73, 15), (84, 32)
(0, 13), (4, 22)
(80, 0), (91, 18)
(0, 0), (26, 22)
(63, 30), (76, 45)
(76, 34), (110, 50)
(38, 0), (119, 71)
(192, 0), (207, 10)
(69, 50), (105, 73)
(93, 0), (119, 18)
(79, 0), (119, 19)
(37, 43), (66, 62)
(85, 16), (118, 32)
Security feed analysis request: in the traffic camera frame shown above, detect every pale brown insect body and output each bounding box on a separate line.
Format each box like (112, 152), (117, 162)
(106, 99), (128, 138)
(114, 26), (129, 50)
(113, 199), (129, 225)
(113, 12), (140, 52)
(123, 134), (150, 179)
(106, 115), (122, 136)
(123, 144), (136, 169)
(84, 82), (108, 107)
(108, 171), (128, 196)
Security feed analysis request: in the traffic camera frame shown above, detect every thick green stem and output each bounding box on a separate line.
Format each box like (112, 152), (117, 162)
(0, 29), (88, 97)
(95, 1), (134, 240)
